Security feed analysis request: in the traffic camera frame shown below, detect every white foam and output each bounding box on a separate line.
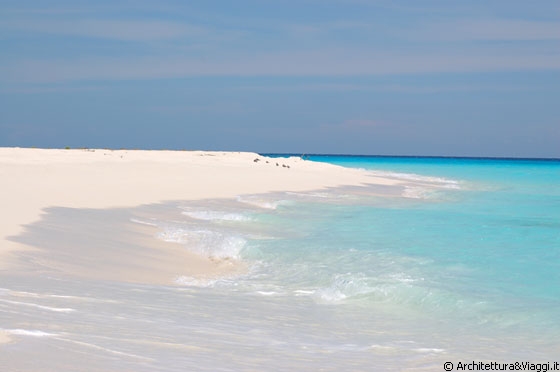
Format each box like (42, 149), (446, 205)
(315, 289), (348, 302)
(310, 272), (422, 304)
(174, 275), (242, 288)
(236, 195), (285, 210)
(286, 191), (329, 198)
(181, 210), (251, 222)
(157, 228), (246, 259)
(390, 273), (423, 284)
(129, 217), (158, 227)
(369, 344), (398, 352)
(7, 329), (57, 337)
(0, 299), (76, 313)
(256, 291), (278, 296)
(402, 186), (431, 199)
(175, 276), (219, 287)
(0, 289), (41, 298)
(48, 295), (81, 299)
(371, 170), (461, 188)
(414, 348), (445, 353)
(1, 288), (115, 303)
(314, 273), (374, 303)
(57, 338), (155, 362)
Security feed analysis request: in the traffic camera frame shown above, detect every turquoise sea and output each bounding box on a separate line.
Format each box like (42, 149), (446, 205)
(251, 156), (560, 361)
(2, 155), (559, 371)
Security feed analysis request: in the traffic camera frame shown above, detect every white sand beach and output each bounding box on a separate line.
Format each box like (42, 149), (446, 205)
(0, 147), (401, 284)
(3, 148), (556, 371)
(0, 331), (10, 345)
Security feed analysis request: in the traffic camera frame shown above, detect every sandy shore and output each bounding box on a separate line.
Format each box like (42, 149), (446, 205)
(0, 147), (401, 283)
(0, 331), (10, 345)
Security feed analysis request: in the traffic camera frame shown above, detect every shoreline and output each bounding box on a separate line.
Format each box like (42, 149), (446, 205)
(9, 203), (247, 284)
(0, 147), (403, 283)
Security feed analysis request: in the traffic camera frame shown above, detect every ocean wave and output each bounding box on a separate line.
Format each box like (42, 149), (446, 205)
(157, 227), (246, 259)
(236, 195), (287, 210)
(305, 271), (431, 305)
(175, 276), (220, 287)
(129, 217), (158, 227)
(314, 273), (375, 303)
(0, 299), (76, 313)
(402, 186), (432, 199)
(1, 288), (117, 303)
(181, 209), (251, 222)
(256, 291), (279, 296)
(5, 329), (58, 337)
(174, 274), (245, 288)
(370, 170), (461, 189)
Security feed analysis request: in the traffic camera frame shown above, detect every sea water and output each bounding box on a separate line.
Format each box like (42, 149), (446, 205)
(1, 156), (559, 371)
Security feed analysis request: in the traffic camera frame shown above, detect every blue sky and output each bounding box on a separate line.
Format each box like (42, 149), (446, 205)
(1, 0), (559, 157)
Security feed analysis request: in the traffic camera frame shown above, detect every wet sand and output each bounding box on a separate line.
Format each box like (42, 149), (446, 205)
(0, 148), (402, 283)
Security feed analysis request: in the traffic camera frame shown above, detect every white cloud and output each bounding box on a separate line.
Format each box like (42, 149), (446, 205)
(2, 10), (559, 85)
(3, 45), (559, 84)
(411, 19), (560, 41)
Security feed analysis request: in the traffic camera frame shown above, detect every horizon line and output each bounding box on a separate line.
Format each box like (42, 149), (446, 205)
(1, 147), (558, 161)
(261, 153), (560, 161)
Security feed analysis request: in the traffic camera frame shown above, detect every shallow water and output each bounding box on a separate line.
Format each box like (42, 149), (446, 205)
(2, 157), (559, 371)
